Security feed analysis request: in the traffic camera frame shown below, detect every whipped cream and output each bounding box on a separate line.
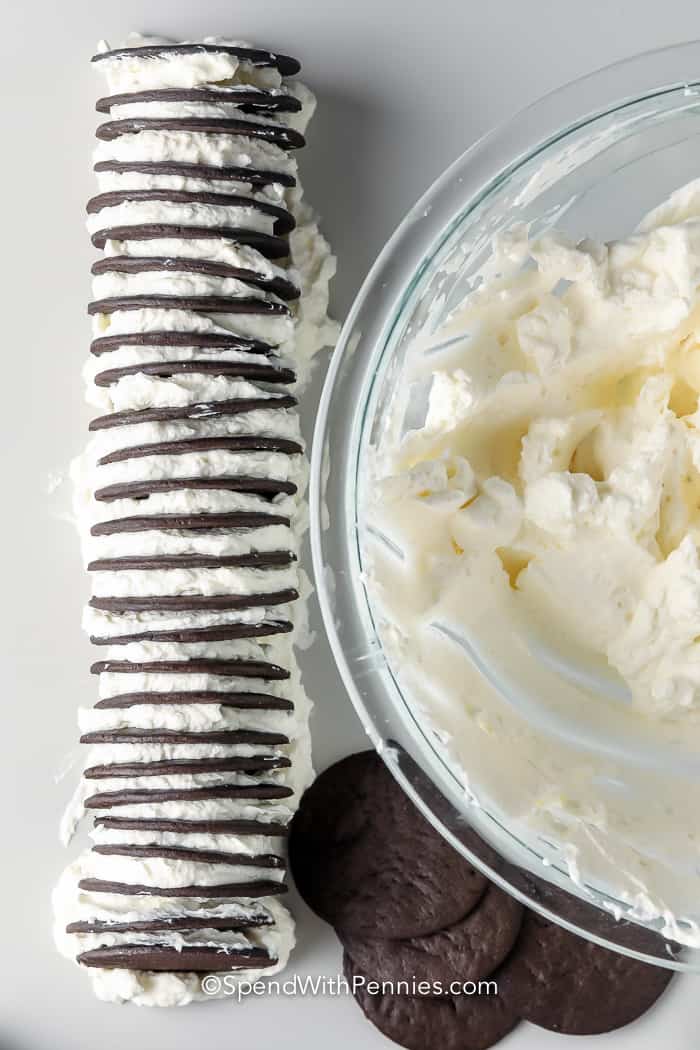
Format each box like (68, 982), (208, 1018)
(367, 179), (700, 947)
(53, 33), (338, 1005)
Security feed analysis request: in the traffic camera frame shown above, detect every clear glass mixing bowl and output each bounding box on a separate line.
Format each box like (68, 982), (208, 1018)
(310, 41), (700, 970)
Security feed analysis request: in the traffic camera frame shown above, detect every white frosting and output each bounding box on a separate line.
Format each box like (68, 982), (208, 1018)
(94, 35), (285, 94)
(54, 33), (337, 1006)
(88, 199), (277, 237)
(95, 237), (290, 273)
(95, 373), (289, 411)
(109, 99), (287, 125)
(78, 704), (301, 737)
(83, 522), (294, 561)
(92, 305), (294, 346)
(91, 270), (277, 301)
(93, 132), (296, 186)
(367, 179), (700, 946)
(76, 451), (307, 496)
(89, 565), (299, 598)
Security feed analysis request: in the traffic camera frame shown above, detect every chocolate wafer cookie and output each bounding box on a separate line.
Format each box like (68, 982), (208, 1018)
(289, 751), (488, 937)
(91, 42), (302, 76)
(344, 952), (520, 1050)
(497, 909), (673, 1035)
(339, 882), (523, 986)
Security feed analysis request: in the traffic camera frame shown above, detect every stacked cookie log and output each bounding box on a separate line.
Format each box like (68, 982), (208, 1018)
(53, 37), (337, 1006)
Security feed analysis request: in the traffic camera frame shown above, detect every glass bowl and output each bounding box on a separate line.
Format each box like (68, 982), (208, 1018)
(310, 41), (700, 970)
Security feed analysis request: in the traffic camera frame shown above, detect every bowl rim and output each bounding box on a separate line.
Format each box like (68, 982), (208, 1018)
(309, 39), (700, 968)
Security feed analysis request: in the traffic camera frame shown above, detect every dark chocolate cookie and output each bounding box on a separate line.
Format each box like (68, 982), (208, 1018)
(95, 87), (303, 116)
(510, 871), (680, 962)
(288, 751), (488, 938)
(91, 43), (301, 78)
(497, 909), (673, 1035)
(78, 944), (275, 971)
(344, 952), (519, 1050)
(340, 883), (523, 985)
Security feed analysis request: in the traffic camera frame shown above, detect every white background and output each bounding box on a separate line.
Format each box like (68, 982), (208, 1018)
(2, 1), (700, 1046)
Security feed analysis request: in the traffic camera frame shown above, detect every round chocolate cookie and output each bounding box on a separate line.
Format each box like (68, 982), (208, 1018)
(288, 751), (488, 938)
(340, 883), (523, 985)
(510, 871), (680, 962)
(344, 952), (519, 1050)
(497, 909), (673, 1035)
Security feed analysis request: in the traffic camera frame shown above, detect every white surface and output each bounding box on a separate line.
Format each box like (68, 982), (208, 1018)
(3, 0), (700, 1046)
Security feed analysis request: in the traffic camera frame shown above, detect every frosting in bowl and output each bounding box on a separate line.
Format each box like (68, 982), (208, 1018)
(367, 178), (700, 946)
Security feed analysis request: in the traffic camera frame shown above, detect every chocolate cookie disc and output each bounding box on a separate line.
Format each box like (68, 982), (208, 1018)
(95, 116), (305, 152)
(96, 433), (302, 466)
(89, 328), (275, 355)
(95, 87), (303, 116)
(67, 914), (271, 935)
(92, 159), (296, 191)
(91, 43), (301, 78)
(511, 872), (680, 961)
(78, 944), (275, 972)
(88, 590), (298, 613)
(93, 476), (296, 502)
(87, 294), (290, 321)
(90, 509), (289, 535)
(89, 657), (289, 679)
(497, 910), (673, 1035)
(90, 222), (288, 257)
(84, 783), (293, 809)
(80, 727), (288, 745)
(83, 754), (289, 779)
(340, 883), (523, 986)
(289, 751), (488, 938)
(90, 618), (293, 645)
(93, 816), (288, 837)
(344, 952), (519, 1050)
(91, 844), (284, 868)
(86, 189), (295, 234)
(93, 690), (293, 710)
(77, 877), (286, 898)
(91, 254), (300, 300)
